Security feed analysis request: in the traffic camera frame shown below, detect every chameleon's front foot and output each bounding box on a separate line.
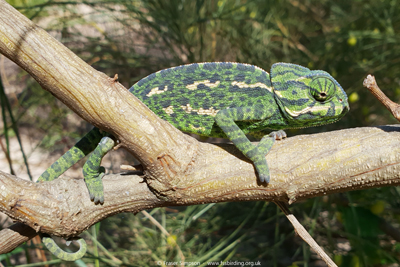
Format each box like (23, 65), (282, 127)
(253, 130), (287, 183)
(253, 159), (271, 183)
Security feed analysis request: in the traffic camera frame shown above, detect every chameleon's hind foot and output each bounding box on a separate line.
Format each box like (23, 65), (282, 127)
(85, 167), (105, 204)
(83, 137), (115, 205)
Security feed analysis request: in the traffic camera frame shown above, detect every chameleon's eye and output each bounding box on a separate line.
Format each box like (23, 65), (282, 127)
(310, 77), (336, 102)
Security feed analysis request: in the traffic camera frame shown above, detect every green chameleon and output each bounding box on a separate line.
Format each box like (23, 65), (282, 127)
(37, 62), (349, 260)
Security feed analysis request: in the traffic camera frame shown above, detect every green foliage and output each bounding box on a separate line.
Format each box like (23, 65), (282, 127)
(2, 0), (400, 265)
(90, 202), (285, 266)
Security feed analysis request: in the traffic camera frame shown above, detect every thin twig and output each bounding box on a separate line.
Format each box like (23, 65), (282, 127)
(141, 210), (185, 266)
(363, 74), (400, 121)
(274, 201), (337, 267)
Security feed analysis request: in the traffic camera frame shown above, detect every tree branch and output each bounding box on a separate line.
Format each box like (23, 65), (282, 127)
(1, 1), (400, 264)
(2, 124), (400, 253)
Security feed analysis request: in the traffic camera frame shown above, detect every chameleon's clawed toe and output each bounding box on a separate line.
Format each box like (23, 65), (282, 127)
(86, 174), (105, 205)
(91, 194), (104, 205)
(258, 173), (270, 183)
(255, 163), (271, 183)
(269, 130), (287, 140)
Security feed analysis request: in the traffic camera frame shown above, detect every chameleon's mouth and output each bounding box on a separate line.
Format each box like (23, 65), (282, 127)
(284, 105), (331, 117)
(284, 103), (349, 118)
(282, 102), (349, 129)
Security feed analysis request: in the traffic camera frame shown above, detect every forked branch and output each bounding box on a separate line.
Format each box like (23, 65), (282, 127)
(1, 1), (400, 266)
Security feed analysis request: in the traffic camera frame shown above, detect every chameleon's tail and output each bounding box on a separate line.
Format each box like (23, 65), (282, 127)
(42, 235), (87, 261)
(37, 127), (106, 182)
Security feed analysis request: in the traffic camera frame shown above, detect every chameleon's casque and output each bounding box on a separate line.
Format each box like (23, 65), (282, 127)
(270, 63), (348, 127)
(37, 62), (349, 261)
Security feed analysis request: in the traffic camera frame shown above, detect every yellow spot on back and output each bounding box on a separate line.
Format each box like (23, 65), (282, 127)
(231, 81), (273, 92)
(190, 124), (206, 132)
(162, 105), (174, 115)
(186, 80), (220, 90)
(274, 91), (283, 98)
(180, 104), (219, 116)
(146, 85), (168, 97)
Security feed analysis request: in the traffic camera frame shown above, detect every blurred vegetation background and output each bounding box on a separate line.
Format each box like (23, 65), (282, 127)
(2, 0), (400, 266)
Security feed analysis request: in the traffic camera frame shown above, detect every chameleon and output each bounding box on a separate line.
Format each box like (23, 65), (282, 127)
(37, 62), (349, 260)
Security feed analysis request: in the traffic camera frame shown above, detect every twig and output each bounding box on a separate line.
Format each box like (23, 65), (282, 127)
(141, 210), (185, 266)
(274, 201), (337, 267)
(363, 74), (400, 121)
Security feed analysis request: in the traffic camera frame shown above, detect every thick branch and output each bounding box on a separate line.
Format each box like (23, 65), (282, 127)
(2, 125), (400, 252)
(0, 0), (197, 193)
(1, 0), (400, 260)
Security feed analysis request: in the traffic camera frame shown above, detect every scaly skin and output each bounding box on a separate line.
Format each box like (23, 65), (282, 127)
(37, 128), (109, 261)
(37, 127), (106, 182)
(130, 62), (349, 182)
(37, 62), (349, 260)
(83, 137), (115, 204)
(41, 235), (87, 262)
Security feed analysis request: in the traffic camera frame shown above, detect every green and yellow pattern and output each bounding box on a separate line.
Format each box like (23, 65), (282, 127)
(37, 62), (349, 260)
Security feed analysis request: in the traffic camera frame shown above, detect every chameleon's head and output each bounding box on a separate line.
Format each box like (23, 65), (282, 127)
(270, 63), (349, 128)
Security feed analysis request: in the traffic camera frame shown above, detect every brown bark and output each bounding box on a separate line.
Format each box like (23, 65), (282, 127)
(1, 0), (400, 259)
(2, 124), (400, 253)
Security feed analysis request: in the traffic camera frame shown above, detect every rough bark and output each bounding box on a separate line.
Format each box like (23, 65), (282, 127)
(1, 0), (400, 255)
(1, 125), (400, 252)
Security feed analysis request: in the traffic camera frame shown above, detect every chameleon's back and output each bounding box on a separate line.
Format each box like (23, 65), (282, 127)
(129, 62), (280, 138)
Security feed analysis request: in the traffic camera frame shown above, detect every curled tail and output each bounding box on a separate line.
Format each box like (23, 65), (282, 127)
(38, 127), (107, 260)
(42, 235), (87, 261)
